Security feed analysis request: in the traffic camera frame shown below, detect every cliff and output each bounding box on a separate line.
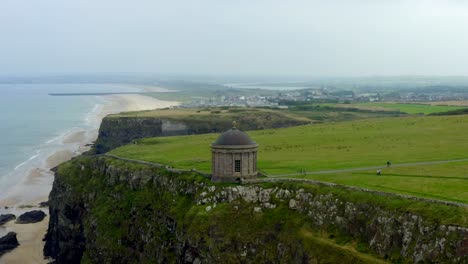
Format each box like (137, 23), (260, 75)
(93, 109), (309, 153)
(44, 156), (468, 263)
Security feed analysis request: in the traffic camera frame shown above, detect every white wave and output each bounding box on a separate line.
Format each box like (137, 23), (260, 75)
(14, 152), (39, 170)
(84, 97), (107, 127)
(42, 129), (76, 146)
(45, 138), (55, 144)
(84, 104), (99, 125)
(0, 84), (123, 203)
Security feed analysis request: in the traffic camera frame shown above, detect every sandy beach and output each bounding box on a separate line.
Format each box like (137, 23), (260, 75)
(0, 93), (179, 264)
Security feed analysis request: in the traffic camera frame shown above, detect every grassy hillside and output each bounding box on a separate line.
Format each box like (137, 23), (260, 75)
(96, 106), (404, 154)
(94, 107), (311, 153)
(111, 115), (468, 203)
(284, 104), (404, 122)
(111, 105), (403, 124)
(292, 102), (467, 115)
(109, 107), (307, 121)
(284, 161), (468, 203)
(356, 102), (467, 115)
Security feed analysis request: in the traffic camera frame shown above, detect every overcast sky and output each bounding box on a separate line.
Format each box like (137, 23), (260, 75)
(1, 0), (468, 76)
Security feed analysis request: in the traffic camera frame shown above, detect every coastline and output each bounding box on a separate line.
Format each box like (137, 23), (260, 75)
(0, 93), (179, 264)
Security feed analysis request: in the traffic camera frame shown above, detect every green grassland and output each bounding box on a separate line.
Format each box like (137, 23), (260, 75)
(109, 106), (309, 122)
(350, 102), (467, 115)
(111, 104), (404, 125)
(284, 161), (468, 203)
(111, 115), (468, 203)
(284, 106), (402, 122)
(318, 102), (466, 115)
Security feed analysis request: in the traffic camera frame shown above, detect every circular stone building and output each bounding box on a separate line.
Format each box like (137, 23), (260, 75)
(211, 125), (258, 182)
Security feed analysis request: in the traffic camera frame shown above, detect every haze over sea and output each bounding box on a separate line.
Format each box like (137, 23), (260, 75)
(0, 83), (138, 196)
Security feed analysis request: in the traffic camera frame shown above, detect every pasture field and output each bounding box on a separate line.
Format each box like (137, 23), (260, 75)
(111, 104), (401, 124)
(355, 102), (466, 114)
(110, 115), (468, 203)
(110, 107), (309, 122)
(282, 161), (468, 203)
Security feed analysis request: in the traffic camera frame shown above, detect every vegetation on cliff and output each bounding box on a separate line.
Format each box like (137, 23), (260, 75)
(44, 157), (467, 263)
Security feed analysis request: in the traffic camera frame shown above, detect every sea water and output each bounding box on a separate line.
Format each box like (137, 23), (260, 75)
(0, 83), (138, 196)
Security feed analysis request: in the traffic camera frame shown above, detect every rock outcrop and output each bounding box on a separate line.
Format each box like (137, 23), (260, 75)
(0, 214), (15, 226)
(198, 185), (468, 263)
(16, 210), (46, 224)
(0, 232), (19, 256)
(44, 157), (468, 263)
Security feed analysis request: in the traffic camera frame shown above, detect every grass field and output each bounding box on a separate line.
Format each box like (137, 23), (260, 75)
(109, 107), (309, 122)
(111, 115), (468, 203)
(111, 105), (401, 124)
(283, 161), (468, 203)
(355, 102), (467, 114)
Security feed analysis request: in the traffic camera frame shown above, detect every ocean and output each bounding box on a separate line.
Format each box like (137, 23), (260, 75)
(0, 83), (138, 197)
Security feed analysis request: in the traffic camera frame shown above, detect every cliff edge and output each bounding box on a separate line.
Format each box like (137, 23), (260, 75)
(93, 108), (310, 154)
(44, 156), (468, 263)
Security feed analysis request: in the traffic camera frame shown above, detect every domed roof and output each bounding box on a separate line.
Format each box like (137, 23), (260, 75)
(212, 128), (256, 146)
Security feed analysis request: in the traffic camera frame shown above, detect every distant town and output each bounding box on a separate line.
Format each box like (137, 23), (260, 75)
(180, 85), (468, 108)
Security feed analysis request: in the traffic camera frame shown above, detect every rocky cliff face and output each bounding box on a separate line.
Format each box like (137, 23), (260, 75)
(44, 166), (86, 264)
(44, 157), (468, 263)
(93, 112), (309, 153)
(94, 117), (185, 154)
